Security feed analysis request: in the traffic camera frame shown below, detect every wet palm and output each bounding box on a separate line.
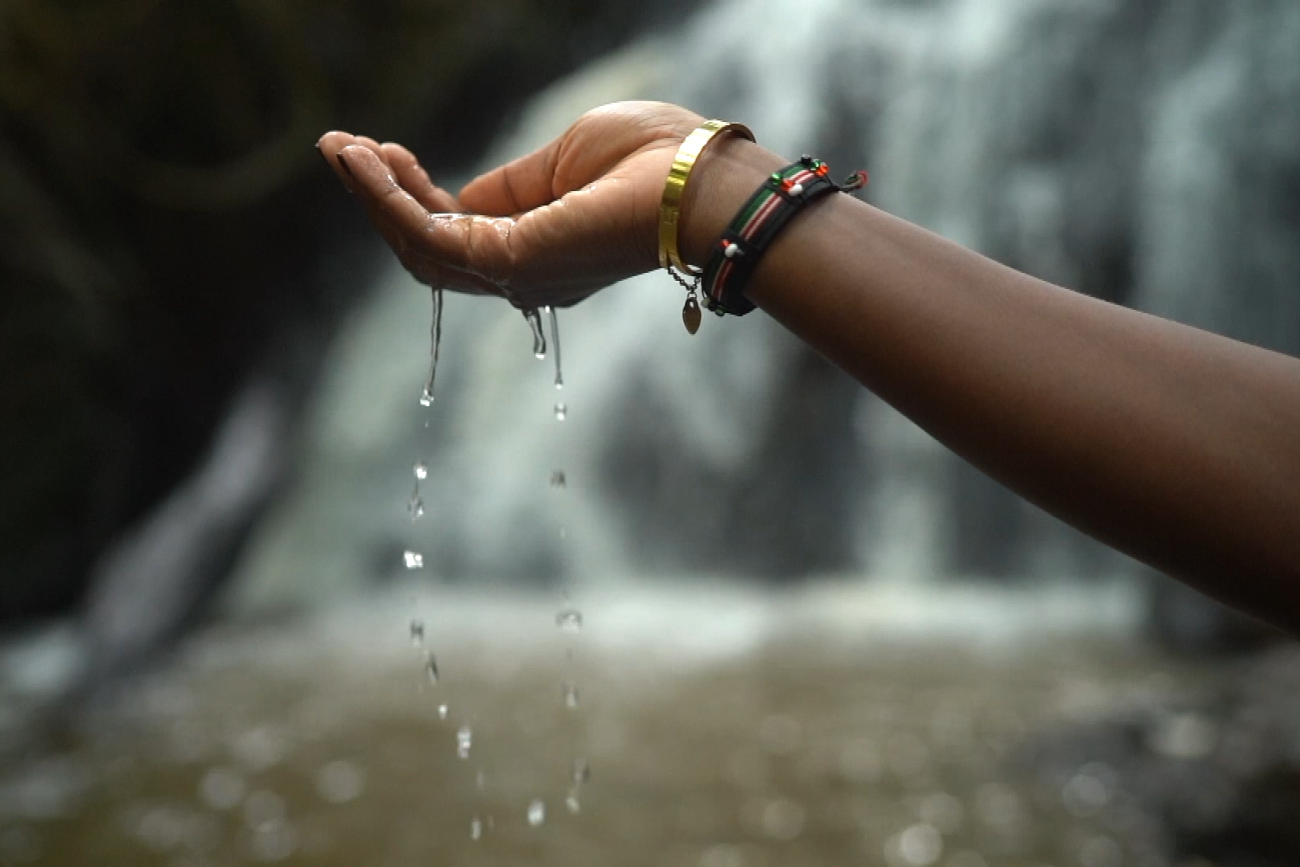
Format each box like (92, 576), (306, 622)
(317, 101), (705, 308)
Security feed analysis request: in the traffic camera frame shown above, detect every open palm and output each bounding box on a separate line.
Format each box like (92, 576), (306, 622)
(318, 101), (706, 308)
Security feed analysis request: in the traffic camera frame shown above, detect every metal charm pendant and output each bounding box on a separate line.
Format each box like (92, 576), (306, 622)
(682, 294), (702, 335)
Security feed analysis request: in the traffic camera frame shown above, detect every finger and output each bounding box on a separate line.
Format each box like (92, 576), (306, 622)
(381, 142), (462, 213)
(317, 130), (361, 192)
(458, 136), (562, 216)
(340, 144), (513, 284)
(353, 135), (393, 169)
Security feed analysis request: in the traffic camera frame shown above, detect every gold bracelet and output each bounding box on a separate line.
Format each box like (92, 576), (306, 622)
(658, 119), (755, 275)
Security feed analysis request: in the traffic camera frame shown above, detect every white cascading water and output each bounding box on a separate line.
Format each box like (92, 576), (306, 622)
(227, 0), (1300, 609)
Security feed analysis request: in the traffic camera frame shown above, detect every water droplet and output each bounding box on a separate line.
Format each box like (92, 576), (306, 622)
(249, 818), (298, 862)
(566, 789), (581, 813)
(243, 790), (287, 827)
(761, 798), (806, 841)
(456, 726), (472, 760)
(527, 799), (546, 826)
(403, 551), (424, 570)
(475, 770), (487, 791)
(134, 812), (183, 851)
(470, 816), (483, 841)
(554, 403), (567, 421)
(407, 494), (424, 521)
(199, 767), (246, 811)
(414, 462), (428, 480)
(437, 704), (448, 720)
(550, 470), (567, 489)
(418, 390), (433, 408)
(424, 651), (439, 684)
(571, 757), (591, 785)
(889, 823), (943, 867)
(563, 682), (579, 709)
(555, 608), (582, 633)
(315, 760), (365, 804)
(409, 620), (425, 646)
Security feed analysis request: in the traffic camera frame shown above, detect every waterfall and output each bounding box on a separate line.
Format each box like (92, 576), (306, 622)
(226, 0), (1300, 609)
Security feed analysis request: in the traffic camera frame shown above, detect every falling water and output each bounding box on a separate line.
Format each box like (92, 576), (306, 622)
(524, 308), (546, 359)
(545, 307), (589, 815)
(408, 462), (427, 522)
(547, 306), (563, 389)
(423, 651), (439, 684)
(418, 289), (444, 407)
(555, 608), (583, 633)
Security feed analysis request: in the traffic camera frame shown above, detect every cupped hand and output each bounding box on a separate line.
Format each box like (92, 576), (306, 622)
(317, 101), (706, 308)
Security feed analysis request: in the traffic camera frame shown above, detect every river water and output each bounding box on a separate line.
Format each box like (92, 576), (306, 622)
(7, 582), (1287, 867)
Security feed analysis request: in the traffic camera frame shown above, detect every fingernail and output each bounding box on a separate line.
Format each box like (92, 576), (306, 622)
(336, 151), (354, 177)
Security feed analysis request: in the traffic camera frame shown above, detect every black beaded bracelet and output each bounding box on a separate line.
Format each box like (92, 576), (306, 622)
(701, 156), (867, 317)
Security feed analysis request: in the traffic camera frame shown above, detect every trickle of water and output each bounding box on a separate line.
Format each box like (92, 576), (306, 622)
(524, 308), (546, 359)
(410, 620), (425, 646)
(470, 816), (483, 841)
(475, 770), (487, 791)
(407, 492), (424, 522)
(566, 790), (581, 813)
(546, 306), (563, 389)
(550, 470), (567, 489)
(456, 726), (473, 760)
(420, 289), (444, 406)
(403, 551), (424, 570)
(563, 682), (579, 709)
(414, 462), (428, 480)
(437, 704), (448, 719)
(554, 403), (567, 421)
(555, 608), (583, 633)
(572, 758), (591, 785)
(527, 799), (546, 827)
(424, 651), (439, 684)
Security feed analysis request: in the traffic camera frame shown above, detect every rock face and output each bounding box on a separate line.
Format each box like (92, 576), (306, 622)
(225, 0), (1300, 611)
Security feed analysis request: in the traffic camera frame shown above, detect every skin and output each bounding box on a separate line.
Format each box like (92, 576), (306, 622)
(318, 101), (1300, 635)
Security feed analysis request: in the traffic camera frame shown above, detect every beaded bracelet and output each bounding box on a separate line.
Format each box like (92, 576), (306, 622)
(701, 156), (868, 318)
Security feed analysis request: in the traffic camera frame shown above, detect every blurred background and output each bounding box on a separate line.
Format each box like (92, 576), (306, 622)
(2, 0), (1300, 864)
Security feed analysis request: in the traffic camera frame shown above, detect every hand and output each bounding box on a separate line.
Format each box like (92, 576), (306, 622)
(317, 101), (708, 308)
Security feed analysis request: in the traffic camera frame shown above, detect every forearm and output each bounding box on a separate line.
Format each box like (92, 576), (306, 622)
(683, 137), (1300, 628)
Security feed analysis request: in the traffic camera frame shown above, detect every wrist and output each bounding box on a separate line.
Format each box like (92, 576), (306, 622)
(677, 135), (786, 270)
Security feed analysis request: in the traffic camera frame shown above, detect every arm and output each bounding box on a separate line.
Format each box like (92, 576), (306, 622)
(318, 102), (1300, 633)
(684, 136), (1300, 630)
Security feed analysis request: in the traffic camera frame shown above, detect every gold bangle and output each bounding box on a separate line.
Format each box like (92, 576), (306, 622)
(658, 119), (755, 275)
